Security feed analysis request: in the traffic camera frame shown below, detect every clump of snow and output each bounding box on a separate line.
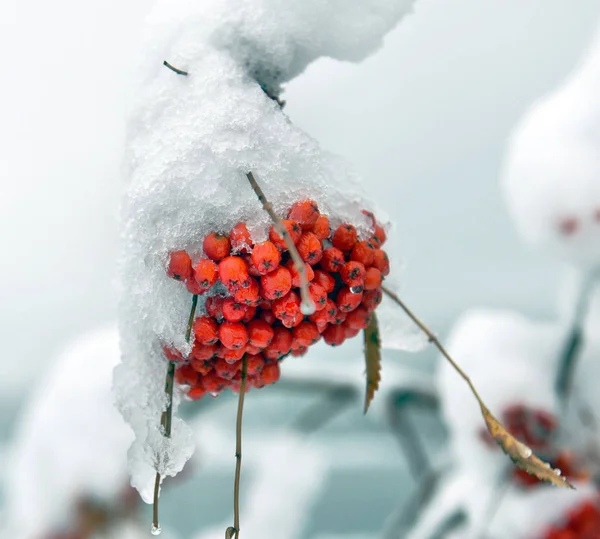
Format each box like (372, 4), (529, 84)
(116, 0), (419, 502)
(2, 326), (133, 539)
(501, 24), (600, 267)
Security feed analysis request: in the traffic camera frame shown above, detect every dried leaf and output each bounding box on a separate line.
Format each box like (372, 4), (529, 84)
(480, 404), (575, 489)
(364, 312), (382, 414)
(225, 527), (237, 539)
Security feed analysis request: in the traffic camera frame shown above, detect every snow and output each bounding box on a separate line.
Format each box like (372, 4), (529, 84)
(2, 326), (134, 539)
(116, 0), (421, 502)
(501, 24), (600, 267)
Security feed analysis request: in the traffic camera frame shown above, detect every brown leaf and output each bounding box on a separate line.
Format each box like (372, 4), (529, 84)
(364, 312), (382, 414)
(480, 404), (575, 489)
(225, 526), (237, 539)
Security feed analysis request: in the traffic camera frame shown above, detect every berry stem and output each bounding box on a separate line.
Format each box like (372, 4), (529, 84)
(163, 60), (188, 76)
(232, 354), (249, 538)
(152, 293), (198, 532)
(245, 171), (315, 314)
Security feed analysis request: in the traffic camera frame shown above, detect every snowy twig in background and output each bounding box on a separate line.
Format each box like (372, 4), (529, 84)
(381, 286), (573, 488)
(162, 60), (188, 76)
(153, 293), (198, 533)
(245, 171), (315, 315)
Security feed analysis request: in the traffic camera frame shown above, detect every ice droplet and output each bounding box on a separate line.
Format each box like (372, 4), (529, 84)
(300, 299), (316, 315)
(151, 524), (162, 535)
(555, 468), (562, 476)
(209, 392), (220, 398)
(350, 286), (363, 294)
(519, 446), (532, 458)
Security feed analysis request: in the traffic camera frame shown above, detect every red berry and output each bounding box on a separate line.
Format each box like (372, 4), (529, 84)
(203, 232), (231, 261)
(362, 288), (382, 311)
(242, 306), (257, 323)
(291, 346), (308, 357)
(322, 324), (346, 346)
(244, 254), (262, 276)
(260, 267), (292, 300)
(292, 322), (321, 348)
(162, 345), (184, 362)
(186, 278), (206, 295)
(188, 387), (206, 400)
(337, 287), (363, 312)
(343, 322), (361, 339)
(313, 269), (336, 293)
(320, 247), (345, 272)
(297, 232), (323, 264)
(234, 277), (261, 306)
(272, 291), (301, 324)
(372, 224), (387, 246)
(261, 362), (281, 385)
(309, 299), (336, 331)
(193, 316), (218, 345)
(364, 267), (382, 290)
(246, 354), (266, 375)
(312, 214), (331, 240)
(175, 364), (199, 386)
(340, 261), (366, 289)
(247, 319), (275, 348)
(350, 241), (375, 267)
(332, 224), (357, 252)
(285, 260), (314, 288)
(219, 256), (250, 290)
(200, 370), (228, 393)
(189, 358), (213, 375)
(193, 259), (218, 292)
(308, 282), (327, 310)
(263, 327), (293, 359)
(218, 322), (248, 349)
(167, 250), (192, 280)
(214, 358), (241, 379)
(251, 241), (281, 274)
(287, 200), (320, 230)
(219, 345), (246, 363)
(230, 223), (253, 254)
(281, 311), (304, 329)
(191, 342), (218, 361)
(259, 309), (277, 325)
(345, 306), (370, 330)
(245, 344), (262, 355)
(221, 298), (248, 322)
(205, 295), (225, 320)
(269, 220), (302, 250)
(372, 249), (390, 276)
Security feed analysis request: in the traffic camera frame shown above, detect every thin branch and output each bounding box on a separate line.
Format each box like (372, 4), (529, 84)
(232, 355), (249, 538)
(245, 171), (315, 314)
(163, 60), (188, 76)
(153, 293), (198, 532)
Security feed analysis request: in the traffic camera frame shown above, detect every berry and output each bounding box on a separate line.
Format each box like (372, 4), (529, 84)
(222, 298), (249, 322)
(372, 249), (390, 276)
(312, 214), (330, 240)
(193, 316), (218, 345)
(308, 282), (327, 310)
(175, 365), (198, 386)
(185, 277), (206, 295)
(191, 342), (218, 361)
(260, 267), (292, 300)
(200, 371), (228, 393)
(332, 224), (357, 252)
(251, 241), (281, 274)
(242, 306), (257, 323)
(272, 291), (301, 324)
(162, 345), (184, 362)
(286, 260), (314, 288)
(203, 232), (231, 261)
(193, 259), (218, 292)
(259, 309), (277, 325)
(244, 254), (262, 276)
(297, 232), (323, 264)
(219, 345), (246, 363)
(281, 311), (303, 329)
(245, 344), (262, 355)
(234, 277), (261, 306)
(362, 288), (382, 311)
(343, 322), (361, 339)
(337, 287), (363, 312)
(261, 362), (281, 385)
(288, 200), (320, 230)
(292, 322), (320, 348)
(263, 327), (293, 360)
(247, 319), (275, 348)
(310, 299), (336, 331)
(189, 358), (213, 375)
(320, 247), (345, 272)
(372, 223), (387, 246)
(313, 269), (336, 293)
(345, 306), (371, 330)
(214, 358), (240, 379)
(323, 324), (346, 346)
(219, 256), (250, 290)
(340, 261), (366, 289)
(364, 267), (383, 290)
(230, 223), (253, 254)
(188, 387), (206, 401)
(291, 346), (308, 357)
(269, 220), (302, 249)
(218, 322), (248, 349)
(350, 241), (375, 267)
(205, 295), (225, 320)
(246, 354), (266, 375)
(167, 250), (192, 280)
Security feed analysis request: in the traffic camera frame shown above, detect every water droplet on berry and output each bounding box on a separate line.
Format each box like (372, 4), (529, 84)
(350, 286), (362, 294)
(300, 299), (316, 315)
(555, 468), (562, 476)
(151, 524), (162, 535)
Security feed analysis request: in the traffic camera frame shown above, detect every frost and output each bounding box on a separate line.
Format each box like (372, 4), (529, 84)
(501, 24), (600, 267)
(116, 0), (418, 501)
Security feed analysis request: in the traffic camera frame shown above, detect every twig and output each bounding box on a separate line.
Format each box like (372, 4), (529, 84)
(245, 171), (315, 314)
(381, 286), (484, 404)
(152, 293), (198, 532)
(231, 355), (249, 538)
(163, 60), (188, 76)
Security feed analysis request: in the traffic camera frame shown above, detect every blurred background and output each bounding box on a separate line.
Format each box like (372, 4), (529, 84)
(2, 0), (600, 537)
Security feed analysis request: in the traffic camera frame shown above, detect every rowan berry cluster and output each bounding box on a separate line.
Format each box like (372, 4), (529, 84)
(164, 200), (389, 400)
(542, 499), (600, 539)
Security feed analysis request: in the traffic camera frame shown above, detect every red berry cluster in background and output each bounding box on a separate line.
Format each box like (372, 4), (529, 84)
(479, 403), (588, 489)
(164, 200), (389, 400)
(542, 499), (600, 539)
